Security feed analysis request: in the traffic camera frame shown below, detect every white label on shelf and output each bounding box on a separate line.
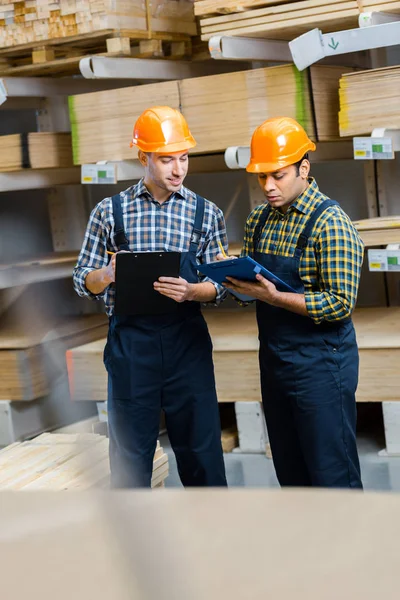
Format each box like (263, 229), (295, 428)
(81, 164), (117, 184)
(353, 137), (394, 160)
(368, 249), (400, 272)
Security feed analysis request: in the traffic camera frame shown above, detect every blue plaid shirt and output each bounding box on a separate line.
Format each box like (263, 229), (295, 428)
(242, 178), (364, 323)
(73, 180), (228, 315)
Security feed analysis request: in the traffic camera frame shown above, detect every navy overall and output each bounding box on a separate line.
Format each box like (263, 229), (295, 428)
(253, 199), (362, 488)
(104, 193), (227, 488)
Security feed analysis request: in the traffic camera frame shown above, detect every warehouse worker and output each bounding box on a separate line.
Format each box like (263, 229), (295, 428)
(222, 117), (363, 488)
(73, 106), (227, 489)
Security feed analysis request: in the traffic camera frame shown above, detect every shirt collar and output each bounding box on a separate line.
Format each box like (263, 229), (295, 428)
(134, 178), (186, 203)
(281, 177), (321, 216)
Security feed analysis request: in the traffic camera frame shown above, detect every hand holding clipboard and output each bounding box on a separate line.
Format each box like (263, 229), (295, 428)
(198, 254), (296, 302)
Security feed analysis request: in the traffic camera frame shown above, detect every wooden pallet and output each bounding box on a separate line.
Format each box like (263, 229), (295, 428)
(67, 307), (400, 405)
(0, 30), (193, 77)
(0, 433), (168, 490)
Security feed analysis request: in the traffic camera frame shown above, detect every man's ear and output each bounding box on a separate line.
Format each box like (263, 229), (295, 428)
(299, 159), (310, 179)
(138, 150), (148, 167)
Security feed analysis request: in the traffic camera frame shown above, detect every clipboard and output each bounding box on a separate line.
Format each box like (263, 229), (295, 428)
(197, 256), (297, 301)
(114, 252), (181, 316)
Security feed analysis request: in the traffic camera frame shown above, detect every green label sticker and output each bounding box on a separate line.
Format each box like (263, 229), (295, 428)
(388, 257), (398, 265)
(98, 170), (107, 178)
(372, 144), (383, 153)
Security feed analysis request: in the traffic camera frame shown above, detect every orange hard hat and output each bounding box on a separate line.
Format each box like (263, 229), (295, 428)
(246, 116), (316, 173)
(130, 106), (196, 153)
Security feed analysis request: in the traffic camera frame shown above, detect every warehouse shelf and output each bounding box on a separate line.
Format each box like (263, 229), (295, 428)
(0, 167), (81, 192)
(0, 251), (78, 290)
(79, 55), (251, 79)
(0, 76), (150, 108)
(289, 11), (400, 71)
(224, 141), (354, 170)
(207, 12), (399, 69)
(208, 35), (291, 62)
(207, 37), (368, 68)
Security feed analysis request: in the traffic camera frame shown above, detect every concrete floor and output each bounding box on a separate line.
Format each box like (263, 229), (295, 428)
(162, 433), (400, 491)
(161, 404), (400, 491)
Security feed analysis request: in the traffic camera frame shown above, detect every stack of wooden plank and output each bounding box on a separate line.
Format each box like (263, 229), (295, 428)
(195, 0), (357, 41)
(69, 63), (349, 164)
(0, 0), (196, 48)
(195, 0), (400, 41)
(339, 66), (400, 137)
(69, 80), (181, 164)
(0, 286), (108, 401)
(179, 65), (315, 152)
(0, 433), (168, 489)
(353, 216), (400, 246)
(67, 307), (400, 405)
(0, 133), (73, 172)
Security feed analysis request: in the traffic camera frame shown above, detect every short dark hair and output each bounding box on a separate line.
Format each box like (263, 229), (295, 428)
(294, 153), (309, 176)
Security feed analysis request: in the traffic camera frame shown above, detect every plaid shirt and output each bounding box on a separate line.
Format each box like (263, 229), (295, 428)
(241, 178), (364, 324)
(73, 180), (228, 315)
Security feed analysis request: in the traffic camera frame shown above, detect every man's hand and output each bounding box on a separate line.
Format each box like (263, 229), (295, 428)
(216, 253), (238, 261)
(224, 273), (280, 305)
(103, 250), (131, 285)
(154, 276), (194, 303)
(85, 251), (130, 295)
(103, 253), (117, 284)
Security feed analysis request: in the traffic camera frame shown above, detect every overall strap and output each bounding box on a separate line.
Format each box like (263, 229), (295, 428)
(111, 193), (130, 251)
(189, 194), (205, 255)
(252, 204), (271, 256)
(294, 199), (339, 258)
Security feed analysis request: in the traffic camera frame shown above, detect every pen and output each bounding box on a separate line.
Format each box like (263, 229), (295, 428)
(217, 241), (227, 258)
(106, 250), (115, 255)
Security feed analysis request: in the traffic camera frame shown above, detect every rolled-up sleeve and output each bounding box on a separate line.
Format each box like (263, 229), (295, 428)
(72, 202), (109, 300)
(304, 214), (364, 324)
(199, 207), (228, 304)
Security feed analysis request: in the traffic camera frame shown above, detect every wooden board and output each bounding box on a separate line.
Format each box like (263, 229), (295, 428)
(66, 307), (400, 404)
(0, 133), (73, 172)
(198, 0), (361, 40)
(339, 65), (400, 137)
(196, 0), (400, 39)
(221, 426), (239, 452)
(194, 0), (296, 18)
(353, 216), (400, 246)
(0, 433), (168, 490)
(69, 80), (181, 164)
(179, 65), (315, 153)
(310, 65), (355, 141)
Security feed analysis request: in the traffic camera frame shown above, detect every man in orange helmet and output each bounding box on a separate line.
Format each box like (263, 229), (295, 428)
(73, 106), (227, 488)
(222, 117), (363, 489)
